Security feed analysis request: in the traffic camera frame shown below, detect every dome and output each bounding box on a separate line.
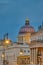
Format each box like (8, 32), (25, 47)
(19, 19), (35, 34)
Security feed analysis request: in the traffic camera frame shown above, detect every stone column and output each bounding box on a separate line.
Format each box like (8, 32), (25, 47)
(30, 48), (38, 65)
(33, 48), (35, 64)
(30, 48), (32, 63)
(31, 48), (34, 64)
(35, 48), (38, 64)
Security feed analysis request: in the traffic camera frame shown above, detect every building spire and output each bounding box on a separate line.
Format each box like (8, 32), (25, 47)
(38, 21), (43, 31)
(4, 33), (8, 40)
(42, 20), (43, 27)
(25, 18), (30, 25)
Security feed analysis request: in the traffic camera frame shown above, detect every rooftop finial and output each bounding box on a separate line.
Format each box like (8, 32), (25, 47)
(25, 18), (30, 25)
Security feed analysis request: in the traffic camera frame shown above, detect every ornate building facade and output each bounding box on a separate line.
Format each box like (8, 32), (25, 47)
(30, 23), (43, 65)
(0, 42), (30, 65)
(0, 19), (35, 65)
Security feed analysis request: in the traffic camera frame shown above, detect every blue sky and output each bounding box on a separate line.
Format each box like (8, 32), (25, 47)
(0, 0), (43, 41)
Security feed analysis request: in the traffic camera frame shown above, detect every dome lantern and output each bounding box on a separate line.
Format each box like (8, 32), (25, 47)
(25, 18), (30, 25)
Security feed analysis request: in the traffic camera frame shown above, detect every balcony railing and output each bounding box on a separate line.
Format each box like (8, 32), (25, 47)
(31, 39), (43, 43)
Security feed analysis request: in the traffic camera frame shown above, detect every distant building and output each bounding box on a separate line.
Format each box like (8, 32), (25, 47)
(30, 22), (43, 65)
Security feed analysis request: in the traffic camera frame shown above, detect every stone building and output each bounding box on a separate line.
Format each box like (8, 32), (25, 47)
(30, 22), (43, 65)
(0, 41), (30, 65)
(0, 19), (35, 65)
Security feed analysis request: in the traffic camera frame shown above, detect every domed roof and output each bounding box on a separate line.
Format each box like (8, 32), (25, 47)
(19, 19), (35, 34)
